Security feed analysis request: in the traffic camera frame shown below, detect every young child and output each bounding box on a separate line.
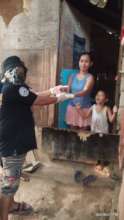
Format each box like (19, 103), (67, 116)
(85, 90), (118, 174)
(85, 90), (117, 134)
(65, 52), (94, 130)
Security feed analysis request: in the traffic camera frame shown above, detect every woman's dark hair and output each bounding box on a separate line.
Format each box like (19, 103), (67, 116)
(79, 51), (94, 62)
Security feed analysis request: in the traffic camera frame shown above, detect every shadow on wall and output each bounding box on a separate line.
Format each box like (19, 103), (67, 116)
(0, 0), (31, 25)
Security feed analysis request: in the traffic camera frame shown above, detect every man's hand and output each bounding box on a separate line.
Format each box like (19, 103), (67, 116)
(56, 93), (74, 102)
(50, 85), (69, 96)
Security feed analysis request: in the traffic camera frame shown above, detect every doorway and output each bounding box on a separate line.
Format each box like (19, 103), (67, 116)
(57, 0), (122, 129)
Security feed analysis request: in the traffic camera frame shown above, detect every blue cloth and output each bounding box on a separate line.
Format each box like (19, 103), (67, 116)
(69, 73), (91, 108)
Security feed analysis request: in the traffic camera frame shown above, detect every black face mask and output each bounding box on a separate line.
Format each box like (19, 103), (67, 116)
(12, 67), (27, 84)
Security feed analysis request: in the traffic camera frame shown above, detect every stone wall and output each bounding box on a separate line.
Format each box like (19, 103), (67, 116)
(0, 0), (60, 126)
(0, 0), (60, 51)
(0, 0), (60, 90)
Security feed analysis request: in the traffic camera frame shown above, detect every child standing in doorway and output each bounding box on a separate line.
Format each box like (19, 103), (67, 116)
(86, 90), (117, 134)
(85, 90), (118, 174)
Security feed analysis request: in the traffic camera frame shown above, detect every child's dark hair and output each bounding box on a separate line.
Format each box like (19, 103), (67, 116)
(79, 51), (94, 62)
(97, 90), (109, 99)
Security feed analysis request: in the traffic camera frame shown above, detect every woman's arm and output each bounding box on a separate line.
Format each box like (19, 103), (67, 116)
(74, 75), (94, 97)
(107, 106), (117, 123)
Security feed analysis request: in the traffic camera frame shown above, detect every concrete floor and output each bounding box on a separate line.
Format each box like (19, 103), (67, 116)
(8, 152), (120, 220)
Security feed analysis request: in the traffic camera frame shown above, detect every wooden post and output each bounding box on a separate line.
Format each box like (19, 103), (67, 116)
(114, 1), (124, 132)
(118, 1), (124, 109)
(110, 4), (124, 220)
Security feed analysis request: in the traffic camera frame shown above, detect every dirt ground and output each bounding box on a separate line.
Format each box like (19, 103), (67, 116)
(7, 151), (120, 220)
(0, 129), (120, 220)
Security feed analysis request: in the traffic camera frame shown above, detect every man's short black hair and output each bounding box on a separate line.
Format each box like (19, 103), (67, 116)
(1, 56), (27, 74)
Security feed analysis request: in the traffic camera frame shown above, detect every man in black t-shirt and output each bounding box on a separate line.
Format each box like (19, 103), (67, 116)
(0, 56), (74, 220)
